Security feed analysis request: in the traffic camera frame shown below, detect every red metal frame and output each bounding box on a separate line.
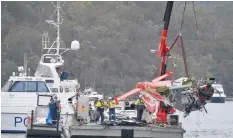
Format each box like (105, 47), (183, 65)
(114, 1), (177, 124)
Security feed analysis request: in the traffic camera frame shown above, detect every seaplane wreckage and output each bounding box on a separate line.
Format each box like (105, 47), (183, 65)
(114, 1), (216, 122)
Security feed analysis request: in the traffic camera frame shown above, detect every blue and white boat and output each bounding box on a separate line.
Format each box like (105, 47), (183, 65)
(2, 1), (84, 133)
(210, 83), (226, 103)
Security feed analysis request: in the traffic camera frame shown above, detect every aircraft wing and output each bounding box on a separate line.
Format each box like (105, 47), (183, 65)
(114, 72), (174, 112)
(152, 72), (173, 82)
(114, 88), (141, 104)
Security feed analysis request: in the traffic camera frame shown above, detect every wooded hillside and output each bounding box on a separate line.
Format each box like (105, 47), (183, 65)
(2, 1), (233, 96)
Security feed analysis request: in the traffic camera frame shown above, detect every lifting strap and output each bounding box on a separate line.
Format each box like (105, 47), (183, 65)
(192, 1), (206, 80)
(167, 1), (190, 78)
(192, 2), (206, 128)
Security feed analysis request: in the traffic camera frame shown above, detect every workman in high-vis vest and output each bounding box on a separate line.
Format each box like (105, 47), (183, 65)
(108, 97), (116, 122)
(95, 98), (106, 124)
(135, 95), (145, 122)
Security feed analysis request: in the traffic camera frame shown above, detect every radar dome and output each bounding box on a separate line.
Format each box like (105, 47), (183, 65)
(71, 40), (80, 50)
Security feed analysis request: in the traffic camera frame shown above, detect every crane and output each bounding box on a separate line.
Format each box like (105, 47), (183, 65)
(114, 1), (215, 123)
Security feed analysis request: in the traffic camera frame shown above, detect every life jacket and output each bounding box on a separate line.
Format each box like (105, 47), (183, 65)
(95, 101), (106, 108)
(135, 99), (144, 105)
(108, 100), (116, 109)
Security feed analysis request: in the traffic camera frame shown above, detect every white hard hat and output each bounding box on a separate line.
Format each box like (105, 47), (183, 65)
(109, 97), (112, 100)
(139, 95), (142, 98)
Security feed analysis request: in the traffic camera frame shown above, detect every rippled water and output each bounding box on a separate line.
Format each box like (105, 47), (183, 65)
(2, 102), (233, 138)
(182, 102), (233, 138)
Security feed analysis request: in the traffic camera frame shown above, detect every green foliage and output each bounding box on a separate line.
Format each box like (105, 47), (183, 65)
(1, 1), (233, 97)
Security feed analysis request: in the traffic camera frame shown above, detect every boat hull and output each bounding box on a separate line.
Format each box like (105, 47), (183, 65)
(1, 113), (28, 133)
(1, 92), (75, 133)
(1, 112), (73, 133)
(210, 97), (226, 103)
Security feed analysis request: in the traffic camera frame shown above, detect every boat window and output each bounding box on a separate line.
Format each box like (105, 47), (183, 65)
(214, 85), (223, 89)
(35, 64), (53, 78)
(8, 81), (50, 92)
(43, 55), (60, 63)
(38, 82), (49, 92)
(9, 81), (25, 92)
(213, 85), (224, 92)
(26, 81), (37, 92)
(50, 88), (58, 92)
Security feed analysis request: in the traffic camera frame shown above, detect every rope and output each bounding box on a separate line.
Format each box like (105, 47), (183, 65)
(192, 2), (205, 80)
(169, 34), (180, 52)
(166, 1), (188, 79)
(196, 103), (201, 127)
(195, 109), (200, 137)
(169, 2), (187, 52)
(180, 2), (187, 31)
(195, 84), (201, 127)
(192, 3), (202, 136)
(192, 2), (199, 33)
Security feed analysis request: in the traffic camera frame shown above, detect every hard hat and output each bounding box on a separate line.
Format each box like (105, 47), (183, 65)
(109, 97), (112, 100)
(139, 95), (142, 98)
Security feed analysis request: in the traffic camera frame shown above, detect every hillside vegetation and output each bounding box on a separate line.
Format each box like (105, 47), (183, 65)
(2, 1), (233, 96)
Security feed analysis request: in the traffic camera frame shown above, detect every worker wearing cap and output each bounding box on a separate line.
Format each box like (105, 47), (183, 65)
(95, 98), (106, 124)
(107, 97), (116, 122)
(135, 95), (145, 122)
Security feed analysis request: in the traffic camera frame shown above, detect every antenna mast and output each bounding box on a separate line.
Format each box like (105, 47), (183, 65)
(23, 53), (27, 76)
(45, 1), (64, 55)
(56, 1), (60, 55)
(44, 1), (79, 56)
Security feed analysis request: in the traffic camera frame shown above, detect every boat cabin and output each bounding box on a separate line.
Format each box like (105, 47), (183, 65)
(82, 88), (103, 100)
(212, 83), (226, 96)
(212, 84), (224, 93)
(1, 76), (50, 92)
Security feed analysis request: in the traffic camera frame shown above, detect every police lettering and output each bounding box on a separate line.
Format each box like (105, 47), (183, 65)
(14, 117), (28, 127)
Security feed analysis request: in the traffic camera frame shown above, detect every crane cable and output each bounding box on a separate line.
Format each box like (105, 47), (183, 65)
(168, 1), (187, 51)
(192, 2), (205, 80)
(172, 1), (187, 79)
(180, 1), (187, 31)
(168, 2), (189, 78)
(169, 3), (202, 127)
(192, 1), (202, 129)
